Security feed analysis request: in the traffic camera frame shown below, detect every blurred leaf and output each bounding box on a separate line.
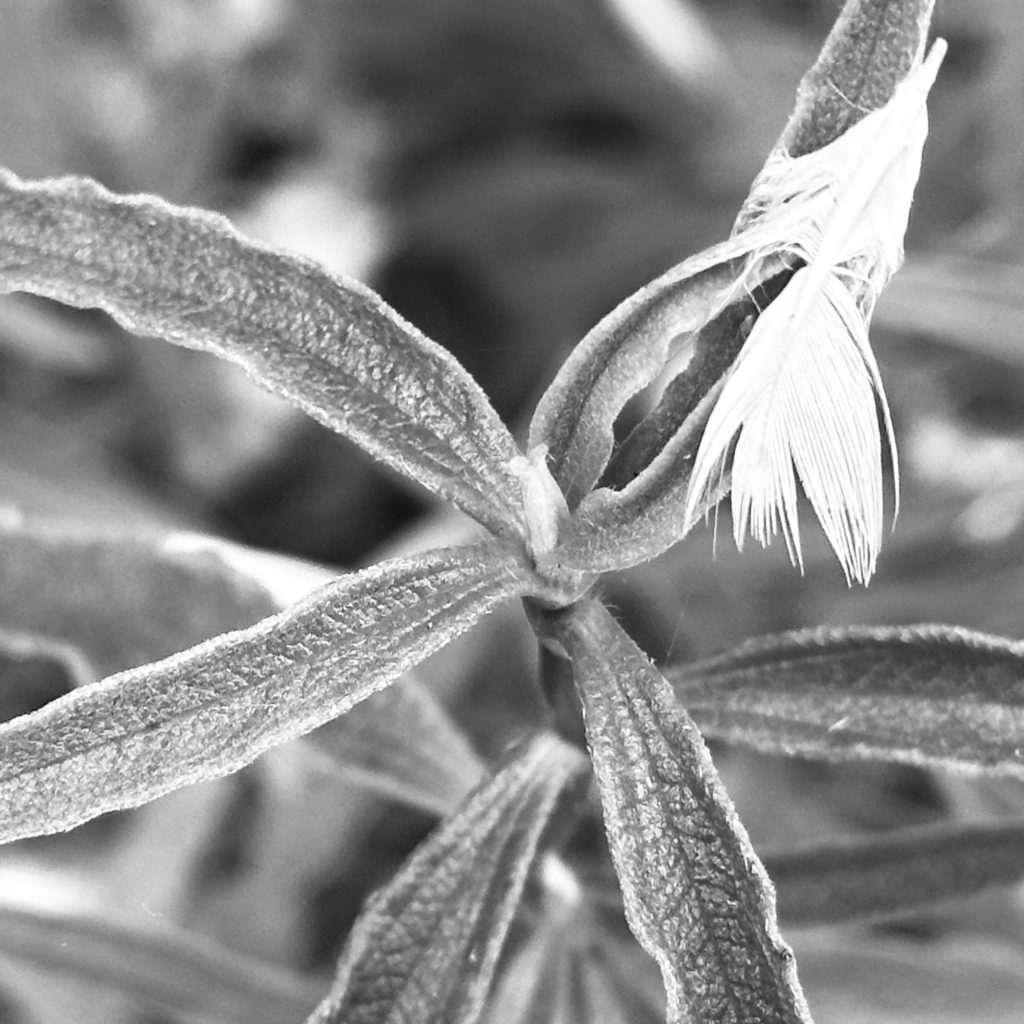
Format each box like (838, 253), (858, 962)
(0, 893), (319, 1024)
(302, 674), (485, 817)
(0, 522), (279, 678)
(0, 407), (187, 530)
(603, 0), (724, 91)
(553, 599), (811, 1024)
(797, 934), (1024, 1024)
(0, 3), (69, 179)
(0, 168), (525, 539)
(670, 624), (1024, 775)
(0, 541), (530, 844)
(765, 819), (1024, 926)
(528, 237), (738, 509)
(486, 914), (578, 1024)
(100, 780), (239, 956)
(878, 254), (1024, 363)
(532, 0), (938, 575)
(0, 294), (115, 374)
(585, 931), (667, 1023)
(0, 628), (90, 722)
(307, 731), (586, 1024)
(489, 908), (662, 1024)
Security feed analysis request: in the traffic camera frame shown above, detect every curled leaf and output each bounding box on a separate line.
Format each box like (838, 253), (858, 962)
(0, 168), (524, 539)
(553, 600), (811, 1024)
(538, 0), (941, 577)
(307, 732), (587, 1024)
(0, 542), (529, 844)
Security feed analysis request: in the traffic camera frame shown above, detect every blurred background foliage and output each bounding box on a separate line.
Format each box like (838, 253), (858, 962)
(3, 1), (1024, 1021)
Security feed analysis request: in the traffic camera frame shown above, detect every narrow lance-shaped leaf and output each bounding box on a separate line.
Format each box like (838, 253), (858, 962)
(0, 168), (525, 539)
(774, 0), (936, 159)
(0, 895), (320, 1024)
(0, 541), (530, 845)
(764, 819), (1024, 928)
(553, 599), (812, 1024)
(0, 521), (279, 678)
(307, 731), (587, 1024)
(669, 624), (1024, 777)
(301, 675), (484, 818)
(0, 521), (486, 827)
(877, 254), (1024, 363)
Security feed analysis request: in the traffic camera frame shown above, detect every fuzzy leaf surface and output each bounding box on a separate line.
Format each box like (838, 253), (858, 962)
(308, 732), (586, 1024)
(302, 675), (484, 817)
(0, 168), (524, 537)
(0, 896), (319, 1024)
(0, 542), (529, 844)
(0, 522), (279, 678)
(671, 625), (1024, 775)
(776, 0), (935, 158)
(765, 819), (1024, 927)
(555, 600), (811, 1024)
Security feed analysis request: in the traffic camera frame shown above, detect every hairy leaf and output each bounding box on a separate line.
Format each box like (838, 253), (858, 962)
(307, 731), (586, 1024)
(488, 910), (655, 1024)
(0, 895), (319, 1024)
(0, 522), (279, 678)
(492, 903), (670, 1024)
(0, 542), (529, 844)
(765, 818), (1024, 927)
(0, 168), (524, 538)
(553, 600), (811, 1024)
(670, 625), (1024, 776)
(777, 0), (935, 158)
(301, 675), (484, 817)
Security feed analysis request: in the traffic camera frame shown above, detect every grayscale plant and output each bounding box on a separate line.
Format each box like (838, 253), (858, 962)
(3, 2), (1022, 1022)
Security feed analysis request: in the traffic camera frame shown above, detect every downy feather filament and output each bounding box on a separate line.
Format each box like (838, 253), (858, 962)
(683, 39), (947, 585)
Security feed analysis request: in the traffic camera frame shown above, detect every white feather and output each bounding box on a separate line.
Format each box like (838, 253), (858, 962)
(683, 40), (946, 584)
